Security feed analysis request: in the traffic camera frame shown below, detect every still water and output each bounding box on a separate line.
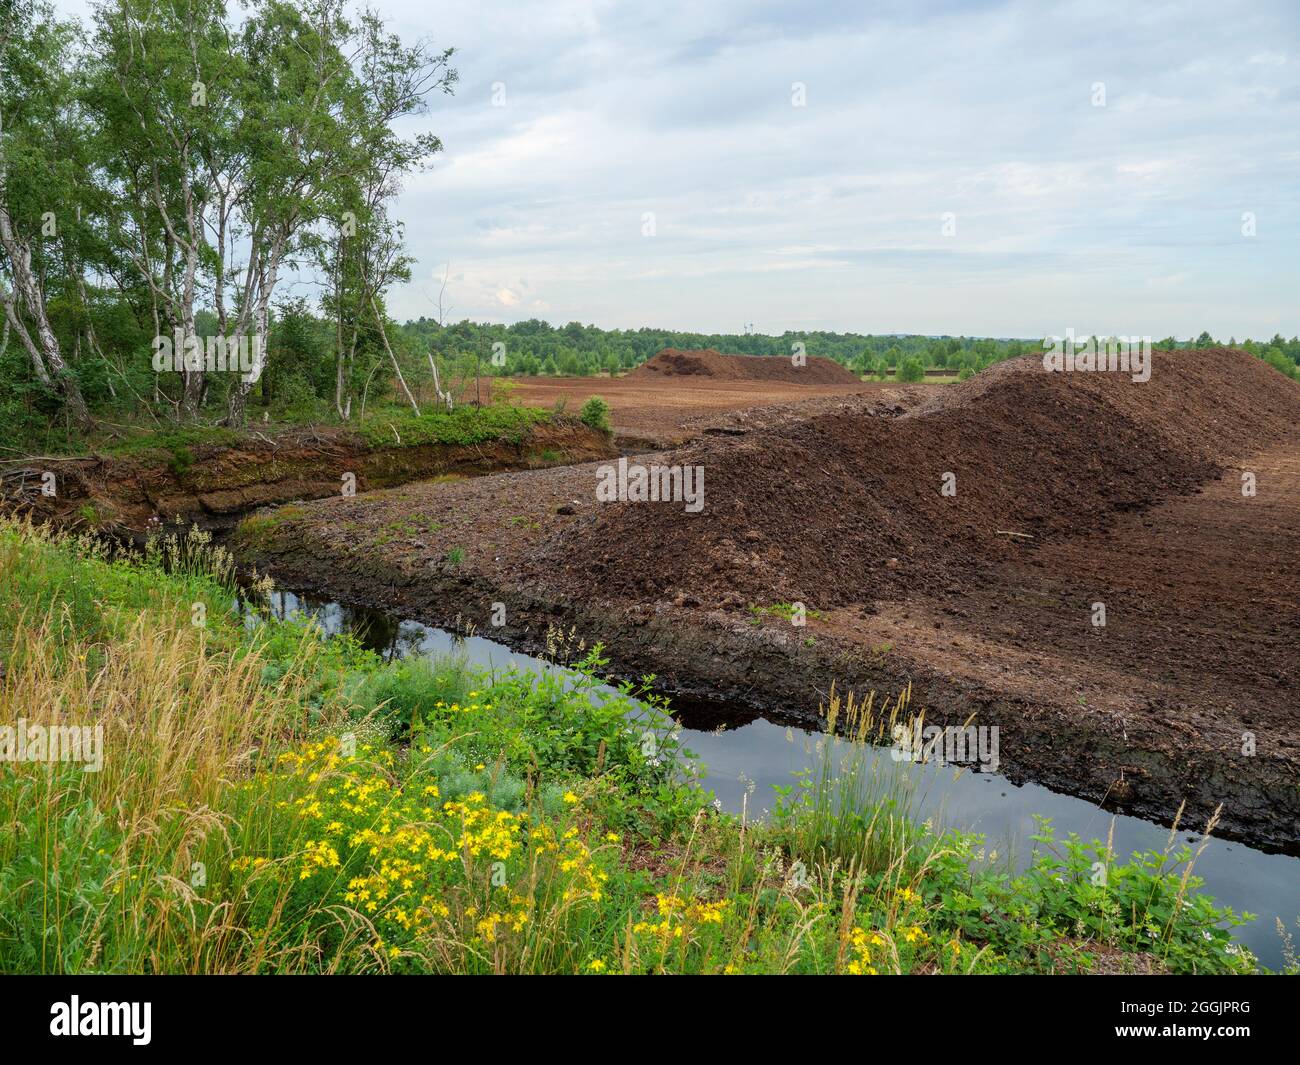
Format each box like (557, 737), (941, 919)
(247, 589), (1299, 970)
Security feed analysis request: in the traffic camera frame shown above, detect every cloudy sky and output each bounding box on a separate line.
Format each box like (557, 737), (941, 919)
(55, 0), (1300, 338)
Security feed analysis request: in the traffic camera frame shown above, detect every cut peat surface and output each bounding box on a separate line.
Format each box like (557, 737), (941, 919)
(493, 371), (904, 447)
(628, 347), (863, 384)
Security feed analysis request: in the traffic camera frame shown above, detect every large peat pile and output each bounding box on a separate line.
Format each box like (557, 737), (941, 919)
(629, 348), (862, 385)
(540, 349), (1300, 607)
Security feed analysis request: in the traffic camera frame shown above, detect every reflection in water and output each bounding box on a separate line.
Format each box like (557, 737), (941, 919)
(243, 589), (1299, 969)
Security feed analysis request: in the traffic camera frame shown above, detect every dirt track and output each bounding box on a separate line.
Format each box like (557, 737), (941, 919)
(230, 349), (1300, 848)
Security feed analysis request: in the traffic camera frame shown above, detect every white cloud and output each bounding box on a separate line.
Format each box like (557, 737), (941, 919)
(48, 0), (1300, 337)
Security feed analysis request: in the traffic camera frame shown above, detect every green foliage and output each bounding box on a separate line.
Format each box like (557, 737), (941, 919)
(101, 426), (243, 459)
(0, 521), (1269, 975)
(897, 356), (926, 383)
(356, 405), (550, 448)
(921, 821), (1256, 974)
(578, 395), (611, 432)
(268, 372), (326, 421)
(0, 773), (119, 972)
(341, 647), (683, 787)
(167, 445), (194, 476)
(0, 0), (458, 441)
(1261, 347), (1297, 380)
(342, 654), (471, 736)
(0, 522), (234, 661)
(748, 602), (822, 624)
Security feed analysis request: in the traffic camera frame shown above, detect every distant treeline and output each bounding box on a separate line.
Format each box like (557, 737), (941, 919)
(405, 318), (1300, 382)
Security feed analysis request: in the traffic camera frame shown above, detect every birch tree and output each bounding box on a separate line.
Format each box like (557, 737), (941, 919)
(85, 0), (242, 418)
(226, 0), (453, 426)
(0, 0), (93, 429)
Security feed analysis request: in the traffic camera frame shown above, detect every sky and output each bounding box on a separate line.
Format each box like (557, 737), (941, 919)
(51, 0), (1300, 338)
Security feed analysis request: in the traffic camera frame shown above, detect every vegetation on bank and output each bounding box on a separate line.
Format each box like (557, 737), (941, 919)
(11, 404), (560, 466)
(99, 426), (248, 460)
(354, 405), (553, 449)
(0, 520), (1273, 974)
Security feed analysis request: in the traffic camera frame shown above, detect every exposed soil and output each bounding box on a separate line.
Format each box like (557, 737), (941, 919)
(629, 347), (863, 385)
(227, 349), (1300, 848)
(541, 349), (1299, 610)
(493, 372), (909, 447)
(1, 419), (615, 537)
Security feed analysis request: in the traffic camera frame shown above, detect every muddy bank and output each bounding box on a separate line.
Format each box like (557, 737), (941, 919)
(227, 436), (1300, 852)
(226, 356), (1300, 851)
(1, 418), (616, 537)
(230, 529), (1300, 852)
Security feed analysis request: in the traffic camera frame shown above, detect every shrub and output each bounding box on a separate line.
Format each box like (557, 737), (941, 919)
(269, 371), (325, 420)
(579, 396), (611, 432)
(356, 405), (549, 448)
(168, 444), (194, 476)
(1261, 347), (1297, 380)
(897, 357), (926, 383)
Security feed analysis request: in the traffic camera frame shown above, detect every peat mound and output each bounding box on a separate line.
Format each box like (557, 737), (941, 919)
(540, 348), (1300, 608)
(630, 347), (861, 385)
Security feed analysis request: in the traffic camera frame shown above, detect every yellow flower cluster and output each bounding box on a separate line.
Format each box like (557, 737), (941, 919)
(558, 838), (609, 903)
(230, 734), (615, 966)
(432, 696), (493, 715)
(336, 774), (393, 817)
(276, 738), (345, 776)
(845, 926), (885, 975)
(471, 894), (531, 943)
(236, 737), (472, 947)
(345, 859), (453, 934)
(632, 893), (730, 939)
(347, 856), (422, 909)
(528, 823), (559, 853)
(299, 839), (341, 880)
(444, 792), (525, 861)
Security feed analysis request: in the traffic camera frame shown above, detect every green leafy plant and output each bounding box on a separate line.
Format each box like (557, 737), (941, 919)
(579, 396), (611, 432)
